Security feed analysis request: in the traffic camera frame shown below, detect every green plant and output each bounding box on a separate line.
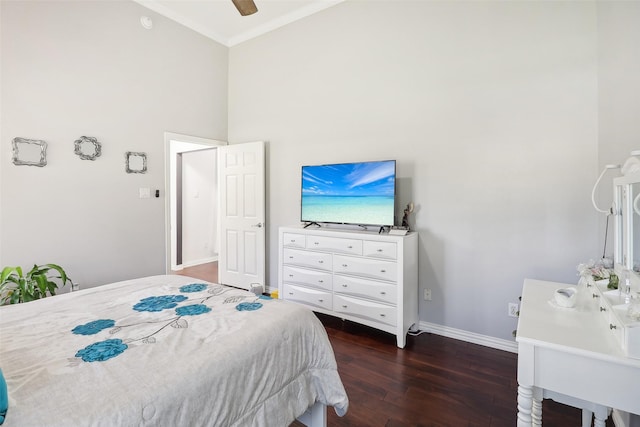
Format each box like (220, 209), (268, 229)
(0, 264), (73, 304)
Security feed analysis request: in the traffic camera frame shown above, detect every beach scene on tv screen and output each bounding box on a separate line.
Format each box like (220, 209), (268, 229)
(301, 160), (395, 225)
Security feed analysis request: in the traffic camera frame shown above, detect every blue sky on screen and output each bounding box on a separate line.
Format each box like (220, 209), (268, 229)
(302, 160), (395, 196)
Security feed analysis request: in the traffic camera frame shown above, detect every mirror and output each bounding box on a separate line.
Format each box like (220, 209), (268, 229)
(12, 137), (47, 167)
(74, 136), (101, 160)
(614, 172), (640, 290)
(633, 182), (640, 272)
(613, 178), (632, 271)
(125, 151), (147, 174)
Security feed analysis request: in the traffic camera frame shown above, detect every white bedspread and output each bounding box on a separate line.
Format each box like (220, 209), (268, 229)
(0, 275), (348, 426)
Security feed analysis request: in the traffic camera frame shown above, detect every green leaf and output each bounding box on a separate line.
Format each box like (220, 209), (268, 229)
(1, 263), (71, 304)
(34, 274), (48, 296)
(1, 266), (19, 283)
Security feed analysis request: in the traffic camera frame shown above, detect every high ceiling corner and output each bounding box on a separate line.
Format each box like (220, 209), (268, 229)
(134, 0), (345, 46)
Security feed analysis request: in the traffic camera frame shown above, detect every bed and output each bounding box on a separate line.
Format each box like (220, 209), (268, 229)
(0, 274), (348, 426)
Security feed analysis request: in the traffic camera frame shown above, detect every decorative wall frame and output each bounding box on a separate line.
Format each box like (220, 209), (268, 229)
(74, 136), (101, 160)
(12, 137), (47, 167)
(125, 151), (147, 174)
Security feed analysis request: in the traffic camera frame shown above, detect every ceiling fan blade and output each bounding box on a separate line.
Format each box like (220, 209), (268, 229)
(231, 0), (258, 16)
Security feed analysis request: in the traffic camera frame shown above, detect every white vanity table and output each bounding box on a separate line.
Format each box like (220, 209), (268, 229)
(516, 160), (640, 426)
(516, 279), (640, 427)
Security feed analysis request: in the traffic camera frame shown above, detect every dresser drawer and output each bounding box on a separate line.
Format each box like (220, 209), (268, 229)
(363, 241), (397, 260)
(333, 254), (397, 282)
(283, 284), (332, 311)
(282, 232), (306, 248)
(282, 265), (332, 291)
(333, 274), (397, 305)
(306, 235), (363, 255)
(283, 248), (332, 271)
(333, 294), (396, 327)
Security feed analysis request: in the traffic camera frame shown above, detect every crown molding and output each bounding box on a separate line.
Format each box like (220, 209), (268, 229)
(134, 0), (345, 48)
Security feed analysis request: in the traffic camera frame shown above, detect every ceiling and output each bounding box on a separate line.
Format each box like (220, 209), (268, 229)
(134, 0), (345, 47)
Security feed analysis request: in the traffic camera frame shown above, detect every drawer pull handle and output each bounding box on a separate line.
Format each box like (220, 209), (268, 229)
(290, 239), (296, 243)
(318, 299), (324, 302)
(380, 291), (386, 295)
(288, 292), (293, 295)
(379, 314), (386, 317)
(342, 305), (348, 309)
(318, 260), (324, 264)
(610, 324), (617, 330)
(347, 245), (353, 249)
(342, 284), (348, 287)
(600, 307), (606, 312)
(377, 249), (383, 252)
(342, 264), (348, 267)
(318, 280), (324, 283)
(592, 294), (600, 299)
(289, 256), (293, 259)
(380, 269), (386, 273)
(288, 274), (293, 277)
(587, 283), (593, 288)
(314, 242), (319, 245)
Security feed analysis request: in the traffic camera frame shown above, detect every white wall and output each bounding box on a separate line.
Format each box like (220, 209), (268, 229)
(181, 149), (218, 266)
(228, 1), (600, 341)
(0, 1), (228, 287)
(3, 0), (636, 344)
(596, 1), (640, 263)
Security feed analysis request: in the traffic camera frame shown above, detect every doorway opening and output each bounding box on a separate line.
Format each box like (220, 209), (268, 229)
(164, 132), (226, 282)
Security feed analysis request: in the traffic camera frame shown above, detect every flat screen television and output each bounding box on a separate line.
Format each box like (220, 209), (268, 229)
(301, 160), (396, 227)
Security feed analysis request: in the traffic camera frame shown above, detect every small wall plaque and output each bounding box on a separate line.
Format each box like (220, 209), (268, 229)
(74, 136), (102, 160)
(12, 137), (47, 167)
(126, 151), (147, 174)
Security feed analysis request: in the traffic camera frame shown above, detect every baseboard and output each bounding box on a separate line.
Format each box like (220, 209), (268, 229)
(418, 321), (518, 353)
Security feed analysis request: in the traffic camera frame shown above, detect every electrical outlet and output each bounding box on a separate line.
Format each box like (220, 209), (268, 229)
(424, 288), (432, 301)
(508, 302), (519, 317)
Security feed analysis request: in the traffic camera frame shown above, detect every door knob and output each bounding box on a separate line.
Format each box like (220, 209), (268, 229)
(252, 222), (263, 228)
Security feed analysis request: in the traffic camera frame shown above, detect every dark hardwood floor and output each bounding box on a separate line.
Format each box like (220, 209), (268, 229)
(172, 261), (219, 283)
(175, 262), (612, 426)
(306, 314), (614, 427)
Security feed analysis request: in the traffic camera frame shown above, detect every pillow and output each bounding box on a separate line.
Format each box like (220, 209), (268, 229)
(0, 368), (7, 425)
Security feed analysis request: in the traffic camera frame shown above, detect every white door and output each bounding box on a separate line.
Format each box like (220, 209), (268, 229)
(218, 141), (265, 290)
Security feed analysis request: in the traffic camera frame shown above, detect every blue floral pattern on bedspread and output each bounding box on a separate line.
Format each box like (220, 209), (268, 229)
(133, 295), (188, 312)
(72, 319), (115, 335)
(71, 282), (268, 363)
(75, 339), (128, 362)
(236, 302), (263, 311)
(179, 283), (208, 293)
(176, 304), (211, 316)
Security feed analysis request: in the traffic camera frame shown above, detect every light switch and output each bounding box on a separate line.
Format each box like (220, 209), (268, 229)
(139, 187), (151, 199)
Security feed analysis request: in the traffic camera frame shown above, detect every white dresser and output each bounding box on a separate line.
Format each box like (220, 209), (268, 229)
(278, 225), (418, 348)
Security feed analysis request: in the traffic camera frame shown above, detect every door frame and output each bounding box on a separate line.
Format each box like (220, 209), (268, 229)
(164, 132), (226, 273)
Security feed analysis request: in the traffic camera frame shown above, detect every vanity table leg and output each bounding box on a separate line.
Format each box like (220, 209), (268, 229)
(592, 405), (609, 427)
(517, 385), (534, 427)
(593, 417), (606, 427)
(532, 397), (542, 427)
